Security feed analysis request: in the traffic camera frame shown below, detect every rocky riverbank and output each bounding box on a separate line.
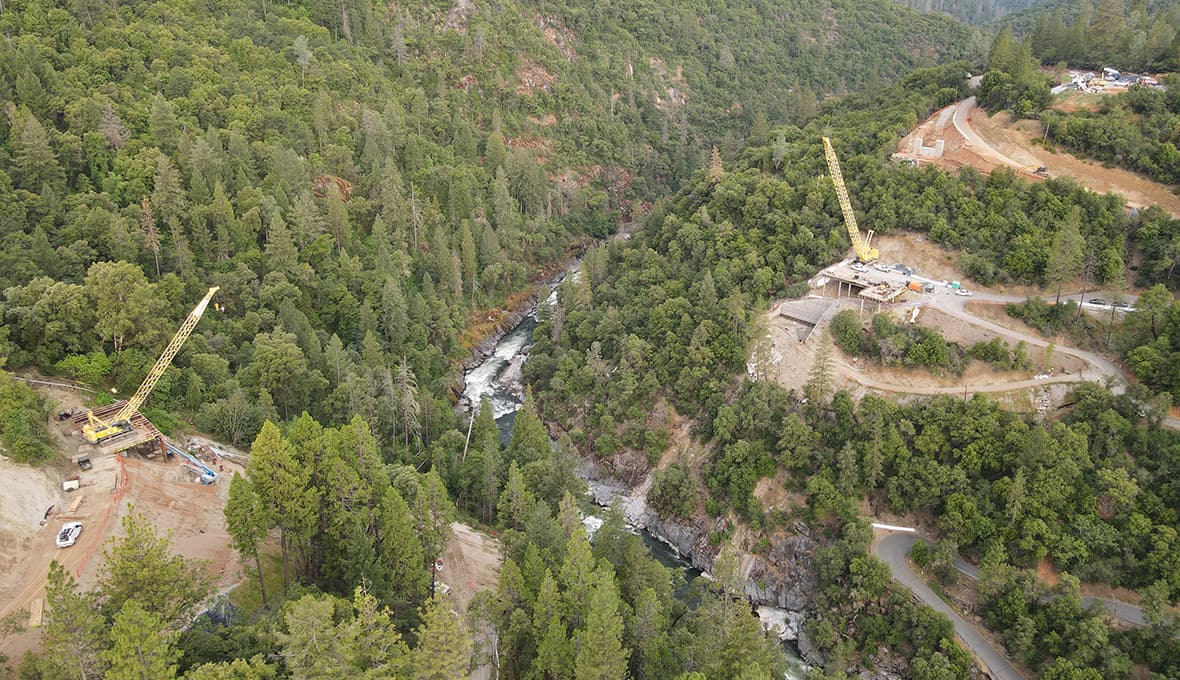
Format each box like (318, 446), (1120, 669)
(580, 459), (823, 663)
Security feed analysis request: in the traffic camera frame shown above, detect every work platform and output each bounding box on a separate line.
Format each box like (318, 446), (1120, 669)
(70, 401), (163, 457)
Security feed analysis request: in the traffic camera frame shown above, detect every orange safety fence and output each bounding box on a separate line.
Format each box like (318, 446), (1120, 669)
(73, 454), (129, 578)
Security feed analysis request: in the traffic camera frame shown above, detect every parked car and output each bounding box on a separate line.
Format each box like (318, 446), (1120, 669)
(56, 521), (83, 548)
(850, 262), (868, 273)
(873, 264), (891, 273)
(1114, 301), (1132, 309)
(955, 289), (973, 297)
(1087, 298), (1107, 306)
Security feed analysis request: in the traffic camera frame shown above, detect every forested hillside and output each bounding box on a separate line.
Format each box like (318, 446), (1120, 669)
(896, 0), (1041, 25)
(1042, 80), (1180, 185)
(524, 60), (1180, 676)
(1016, 0), (1180, 70)
(0, 0), (985, 459)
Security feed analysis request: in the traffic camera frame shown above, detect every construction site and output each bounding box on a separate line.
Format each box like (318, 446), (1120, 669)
(766, 136), (1128, 412)
(895, 95), (1180, 216)
(0, 288), (242, 662)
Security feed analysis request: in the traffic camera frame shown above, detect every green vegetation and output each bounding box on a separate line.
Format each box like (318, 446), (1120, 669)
(1118, 283), (1180, 403)
(1006, 297), (1101, 346)
(1021, 0), (1180, 71)
(829, 309), (1033, 375)
(1043, 81), (1180, 186)
(0, 370), (53, 464)
(897, 0), (1043, 25)
(481, 503), (789, 679)
(521, 57), (1180, 675)
(978, 25), (1053, 116)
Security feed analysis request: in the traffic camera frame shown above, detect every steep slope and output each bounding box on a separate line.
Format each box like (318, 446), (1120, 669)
(0, 0), (985, 453)
(895, 0), (1043, 25)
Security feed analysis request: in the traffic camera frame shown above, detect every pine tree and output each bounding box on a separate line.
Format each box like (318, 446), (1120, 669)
(278, 595), (348, 678)
(805, 337), (834, 404)
(411, 594), (473, 680)
(43, 561), (107, 680)
(394, 356), (421, 451)
(224, 473), (270, 607)
(497, 461), (536, 531)
(248, 421), (315, 593)
(708, 146), (724, 184)
(103, 600), (180, 680)
(342, 587), (410, 676)
(379, 485), (429, 604)
(13, 110), (62, 192)
(140, 197), (161, 277)
(508, 389), (548, 466)
(574, 570), (630, 680)
(559, 528), (595, 629)
(98, 510), (209, 626)
(1046, 207), (1085, 304)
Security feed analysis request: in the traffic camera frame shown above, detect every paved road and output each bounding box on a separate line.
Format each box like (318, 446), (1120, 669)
(877, 533), (1147, 627)
(875, 533), (1025, 680)
(952, 97), (1030, 171)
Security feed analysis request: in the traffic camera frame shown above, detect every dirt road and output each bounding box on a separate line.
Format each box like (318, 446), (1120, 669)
(902, 97), (1180, 216)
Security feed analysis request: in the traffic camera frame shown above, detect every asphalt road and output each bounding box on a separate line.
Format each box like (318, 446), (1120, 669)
(878, 533), (1147, 626)
(875, 532), (1025, 680)
(952, 97), (1029, 170)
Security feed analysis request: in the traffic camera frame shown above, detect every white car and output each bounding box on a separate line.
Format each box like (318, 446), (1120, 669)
(56, 521), (83, 548)
(955, 289), (973, 297)
(850, 263), (868, 273)
(873, 264), (891, 273)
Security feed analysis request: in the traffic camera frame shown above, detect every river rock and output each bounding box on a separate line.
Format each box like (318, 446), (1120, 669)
(797, 624), (826, 667)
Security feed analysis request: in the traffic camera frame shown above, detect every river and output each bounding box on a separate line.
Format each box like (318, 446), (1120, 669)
(460, 287), (808, 679)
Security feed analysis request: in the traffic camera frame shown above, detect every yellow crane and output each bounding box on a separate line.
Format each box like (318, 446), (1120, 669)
(822, 136), (879, 263)
(83, 287), (220, 444)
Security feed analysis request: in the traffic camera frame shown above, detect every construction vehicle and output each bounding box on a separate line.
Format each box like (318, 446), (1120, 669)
(82, 287), (220, 445)
(822, 137), (879, 263)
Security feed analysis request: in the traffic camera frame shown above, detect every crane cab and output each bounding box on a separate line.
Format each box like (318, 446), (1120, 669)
(81, 412), (131, 444)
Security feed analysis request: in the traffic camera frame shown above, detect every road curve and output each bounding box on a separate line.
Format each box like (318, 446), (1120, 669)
(877, 533), (1148, 628)
(875, 532), (1025, 680)
(952, 97), (1029, 171)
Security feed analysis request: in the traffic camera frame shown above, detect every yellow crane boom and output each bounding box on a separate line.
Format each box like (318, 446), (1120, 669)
(83, 286), (220, 444)
(822, 137), (879, 263)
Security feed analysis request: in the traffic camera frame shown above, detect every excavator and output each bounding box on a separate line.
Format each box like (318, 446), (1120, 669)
(82, 287), (220, 445)
(822, 137), (879, 263)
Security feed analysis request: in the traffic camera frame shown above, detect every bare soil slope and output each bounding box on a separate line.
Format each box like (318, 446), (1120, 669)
(898, 99), (1180, 215)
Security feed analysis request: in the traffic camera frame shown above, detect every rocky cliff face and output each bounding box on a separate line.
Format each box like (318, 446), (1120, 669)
(581, 459), (819, 634)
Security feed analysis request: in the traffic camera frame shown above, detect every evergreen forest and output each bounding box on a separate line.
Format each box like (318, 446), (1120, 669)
(1, 0), (1179, 679)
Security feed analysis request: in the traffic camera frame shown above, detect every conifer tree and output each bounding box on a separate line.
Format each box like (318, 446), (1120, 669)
(497, 461), (536, 530)
(43, 561), (106, 680)
(98, 509), (209, 627)
(103, 600), (180, 680)
(508, 390), (548, 466)
(379, 485), (429, 604)
(224, 473), (270, 607)
(411, 594), (472, 680)
(248, 421), (315, 593)
(574, 570), (630, 680)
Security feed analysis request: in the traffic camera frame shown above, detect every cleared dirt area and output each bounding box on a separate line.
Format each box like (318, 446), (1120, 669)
(898, 98), (1180, 216)
(438, 522), (500, 616)
(0, 384), (240, 665)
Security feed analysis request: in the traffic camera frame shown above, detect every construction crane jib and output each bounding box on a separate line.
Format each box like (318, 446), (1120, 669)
(822, 136), (879, 263)
(83, 286), (220, 445)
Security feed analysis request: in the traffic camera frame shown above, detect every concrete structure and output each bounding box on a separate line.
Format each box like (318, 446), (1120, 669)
(909, 136), (945, 159)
